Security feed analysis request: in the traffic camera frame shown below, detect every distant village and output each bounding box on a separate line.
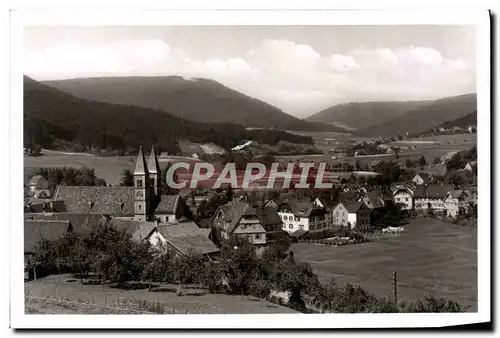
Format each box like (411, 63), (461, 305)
(24, 141), (478, 265)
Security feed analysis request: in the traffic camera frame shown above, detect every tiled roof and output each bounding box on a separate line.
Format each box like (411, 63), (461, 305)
(220, 200), (251, 234)
(414, 184), (454, 199)
(28, 175), (47, 188)
(110, 218), (143, 235)
(279, 198), (320, 217)
(447, 189), (471, 199)
(343, 201), (364, 213)
(132, 223), (157, 241)
(362, 192), (384, 209)
(155, 195), (179, 214)
(254, 206), (283, 228)
(156, 222), (219, 255)
(53, 186), (135, 215)
(24, 220), (71, 253)
(290, 229), (308, 239)
(25, 212), (106, 234)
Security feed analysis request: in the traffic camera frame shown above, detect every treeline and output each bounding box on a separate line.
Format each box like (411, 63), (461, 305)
(29, 220), (462, 313)
(24, 76), (312, 155)
(433, 111), (477, 131)
(26, 167), (107, 189)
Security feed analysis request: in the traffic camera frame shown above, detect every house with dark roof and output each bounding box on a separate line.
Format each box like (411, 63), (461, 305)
(25, 212), (106, 234)
(414, 184), (454, 213)
(24, 219), (73, 254)
(213, 201), (268, 245)
(412, 172), (433, 186)
(331, 201), (371, 231)
(443, 189), (471, 218)
(28, 175), (49, 194)
(277, 198), (328, 234)
(24, 219), (74, 280)
(146, 221), (219, 258)
(357, 189), (391, 210)
(24, 199), (67, 214)
(392, 185), (414, 210)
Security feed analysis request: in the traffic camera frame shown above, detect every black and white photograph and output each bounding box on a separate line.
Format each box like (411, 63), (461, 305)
(8, 7), (491, 329)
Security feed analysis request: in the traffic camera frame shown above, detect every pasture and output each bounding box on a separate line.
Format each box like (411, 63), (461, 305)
(292, 218), (477, 311)
(25, 275), (297, 314)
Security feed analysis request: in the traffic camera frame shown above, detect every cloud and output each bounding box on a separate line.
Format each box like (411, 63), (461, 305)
(24, 38), (475, 117)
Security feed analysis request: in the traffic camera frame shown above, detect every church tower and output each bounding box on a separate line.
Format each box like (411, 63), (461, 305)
(133, 146), (150, 221)
(148, 144), (162, 202)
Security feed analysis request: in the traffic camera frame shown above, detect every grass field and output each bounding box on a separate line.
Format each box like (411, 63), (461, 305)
(292, 218), (477, 312)
(25, 275), (297, 314)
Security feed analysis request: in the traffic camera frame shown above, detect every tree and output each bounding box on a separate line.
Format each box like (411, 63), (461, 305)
(355, 160), (361, 171)
(433, 157), (441, 165)
(120, 169), (134, 186)
(397, 134), (403, 141)
(395, 149), (400, 160)
(419, 155), (427, 170)
(405, 159), (414, 168)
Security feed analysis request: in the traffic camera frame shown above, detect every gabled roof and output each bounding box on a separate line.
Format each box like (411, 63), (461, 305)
(133, 223), (157, 241)
(148, 145), (161, 174)
(254, 206), (282, 228)
(28, 175), (47, 187)
(361, 191), (385, 209)
(343, 201), (365, 213)
(290, 229), (308, 239)
(53, 186), (135, 215)
(24, 220), (71, 253)
(414, 172), (432, 184)
(278, 198), (322, 218)
(446, 189), (471, 199)
(315, 196), (337, 210)
(25, 212), (106, 234)
(392, 185), (414, 197)
(219, 200), (254, 234)
(156, 222), (218, 255)
(110, 218), (143, 235)
(414, 184), (454, 199)
(155, 195), (180, 214)
(134, 146), (149, 175)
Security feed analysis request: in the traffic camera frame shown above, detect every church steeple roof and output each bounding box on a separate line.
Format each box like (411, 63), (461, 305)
(148, 144), (161, 174)
(134, 146), (149, 176)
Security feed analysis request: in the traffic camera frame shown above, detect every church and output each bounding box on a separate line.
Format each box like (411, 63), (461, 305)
(50, 145), (186, 223)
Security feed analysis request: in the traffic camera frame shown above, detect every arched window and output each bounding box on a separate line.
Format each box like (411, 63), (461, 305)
(284, 216), (288, 221)
(137, 179), (143, 188)
(289, 224), (293, 229)
(138, 204), (141, 210)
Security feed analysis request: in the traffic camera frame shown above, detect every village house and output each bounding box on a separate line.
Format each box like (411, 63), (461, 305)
(27, 175), (52, 199)
(145, 221), (219, 259)
(277, 198), (328, 233)
(331, 201), (371, 231)
(391, 185), (414, 210)
(443, 189), (471, 218)
(24, 219), (73, 279)
(463, 161), (478, 174)
(212, 200), (269, 245)
(357, 189), (392, 210)
(412, 172), (433, 186)
(313, 196), (338, 225)
(413, 184), (454, 213)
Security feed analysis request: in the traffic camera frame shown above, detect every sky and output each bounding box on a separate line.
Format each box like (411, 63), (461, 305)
(24, 25), (477, 117)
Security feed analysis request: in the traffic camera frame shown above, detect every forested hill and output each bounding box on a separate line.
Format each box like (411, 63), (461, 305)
(355, 93), (477, 137)
(24, 76), (313, 155)
(43, 76), (347, 133)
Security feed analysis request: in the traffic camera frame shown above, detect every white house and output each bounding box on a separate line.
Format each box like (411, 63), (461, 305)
(414, 184), (454, 213)
(332, 201), (371, 231)
(443, 190), (471, 218)
(277, 199), (328, 233)
(392, 186), (414, 210)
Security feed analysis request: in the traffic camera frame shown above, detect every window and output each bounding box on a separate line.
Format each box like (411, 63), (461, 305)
(289, 224), (293, 229)
(299, 225), (304, 230)
(137, 179), (143, 188)
(255, 234), (261, 240)
(295, 216), (299, 221)
(336, 212), (339, 216)
(282, 224), (286, 228)
(138, 204), (141, 210)
(405, 198), (408, 202)
(284, 216), (288, 221)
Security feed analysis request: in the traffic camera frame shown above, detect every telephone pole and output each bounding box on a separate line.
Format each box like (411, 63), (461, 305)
(393, 270), (398, 311)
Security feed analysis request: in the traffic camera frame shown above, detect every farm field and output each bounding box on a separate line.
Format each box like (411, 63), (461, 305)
(292, 218), (477, 311)
(25, 275), (297, 314)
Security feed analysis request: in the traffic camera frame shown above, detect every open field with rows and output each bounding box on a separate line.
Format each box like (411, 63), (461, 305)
(292, 218), (478, 312)
(25, 275), (297, 314)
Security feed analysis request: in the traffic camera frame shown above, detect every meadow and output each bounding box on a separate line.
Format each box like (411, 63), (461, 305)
(292, 218), (478, 311)
(25, 276), (297, 314)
